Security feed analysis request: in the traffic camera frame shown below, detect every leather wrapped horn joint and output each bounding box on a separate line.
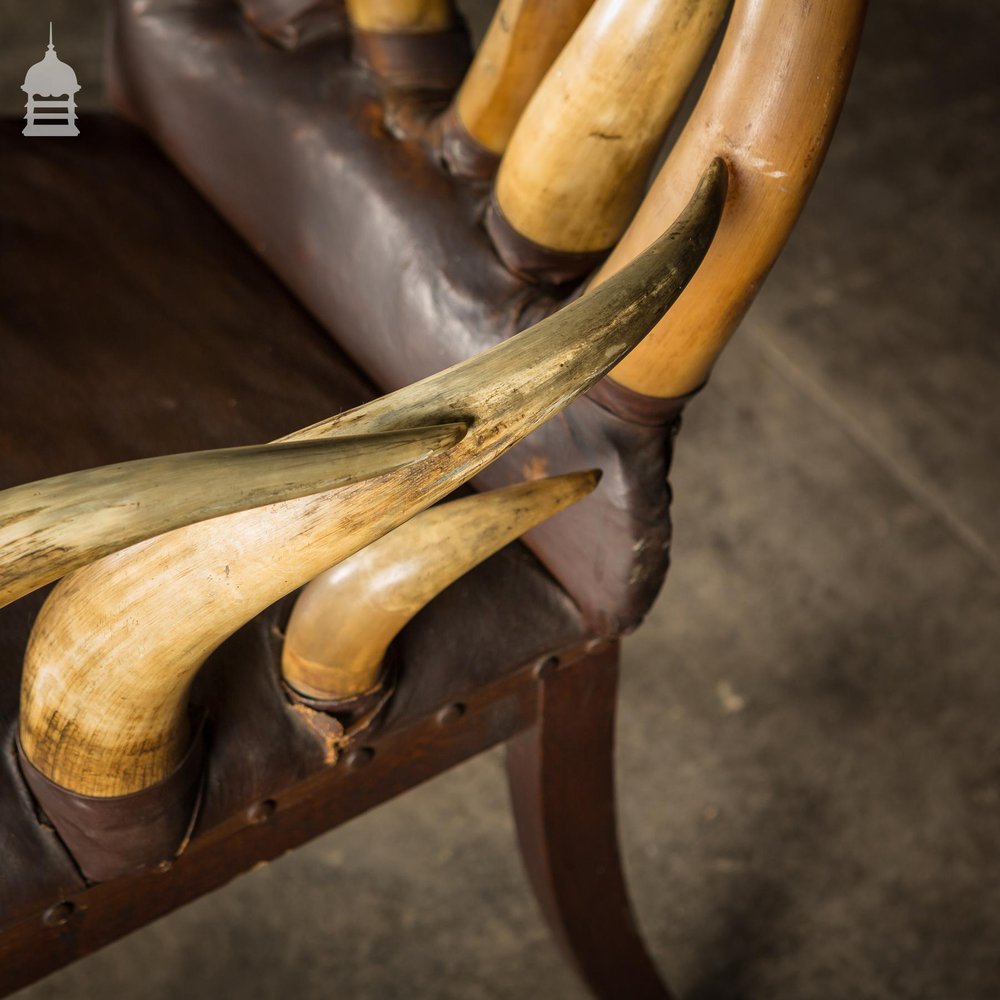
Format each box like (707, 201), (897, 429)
(352, 22), (471, 94)
(586, 376), (703, 428)
(485, 192), (608, 286)
(281, 610), (400, 736)
(436, 104), (502, 182)
(16, 716), (206, 883)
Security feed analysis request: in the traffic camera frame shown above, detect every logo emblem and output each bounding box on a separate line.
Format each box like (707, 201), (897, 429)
(22, 23), (80, 137)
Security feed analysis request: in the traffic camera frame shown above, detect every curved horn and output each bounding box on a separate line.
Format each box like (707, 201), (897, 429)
(598, 0), (867, 397)
(283, 471), (600, 702)
(439, 0), (597, 179)
(20, 159), (725, 798)
(488, 0), (727, 281)
(0, 425), (466, 610)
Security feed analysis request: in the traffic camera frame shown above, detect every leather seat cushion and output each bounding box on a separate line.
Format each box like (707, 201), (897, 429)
(0, 117), (588, 922)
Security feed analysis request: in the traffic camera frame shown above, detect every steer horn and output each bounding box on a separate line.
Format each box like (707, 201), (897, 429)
(0, 426), (465, 610)
(487, 0), (727, 282)
(283, 471), (600, 703)
(19, 158), (726, 804)
(598, 0), (867, 397)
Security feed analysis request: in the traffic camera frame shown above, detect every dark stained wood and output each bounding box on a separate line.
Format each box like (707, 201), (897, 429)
(506, 643), (674, 999)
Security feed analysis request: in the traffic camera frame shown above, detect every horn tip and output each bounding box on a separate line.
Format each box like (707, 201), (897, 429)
(439, 421), (471, 445)
(701, 156), (730, 211)
(544, 468), (603, 499)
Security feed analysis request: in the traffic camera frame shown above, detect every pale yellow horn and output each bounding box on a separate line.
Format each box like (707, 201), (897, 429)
(0, 426), (465, 610)
(20, 159), (725, 799)
(283, 471), (600, 702)
(440, 0), (597, 177)
(345, 0), (453, 32)
(489, 0), (727, 277)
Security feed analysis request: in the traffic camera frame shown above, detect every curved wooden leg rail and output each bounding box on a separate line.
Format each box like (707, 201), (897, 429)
(507, 643), (673, 1000)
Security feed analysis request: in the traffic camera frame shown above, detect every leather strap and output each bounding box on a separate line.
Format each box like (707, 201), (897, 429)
(436, 104), (502, 181)
(484, 192), (609, 285)
(586, 377), (703, 427)
(16, 717), (206, 883)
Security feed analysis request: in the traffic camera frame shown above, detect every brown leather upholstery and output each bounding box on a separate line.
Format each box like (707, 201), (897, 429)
(0, 118), (588, 922)
(237, 0), (347, 49)
(108, 0), (688, 637)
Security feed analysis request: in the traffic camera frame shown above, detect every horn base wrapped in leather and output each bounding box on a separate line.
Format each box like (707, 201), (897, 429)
(352, 24), (471, 92)
(281, 473), (601, 701)
(16, 720), (205, 883)
(484, 193), (610, 285)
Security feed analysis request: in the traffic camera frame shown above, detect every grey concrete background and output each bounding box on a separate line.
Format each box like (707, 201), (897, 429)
(3, 1), (999, 998)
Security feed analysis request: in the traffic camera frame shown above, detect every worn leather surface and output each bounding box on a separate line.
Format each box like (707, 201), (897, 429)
(109, 0), (687, 637)
(437, 104), (502, 181)
(0, 118), (587, 920)
(238, 0), (347, 49)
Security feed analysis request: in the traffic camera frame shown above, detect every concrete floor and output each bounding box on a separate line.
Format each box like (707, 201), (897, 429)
(3, 1), (999, 998)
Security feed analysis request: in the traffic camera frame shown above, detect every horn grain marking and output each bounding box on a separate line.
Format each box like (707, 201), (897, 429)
(0, 426), (466, 611)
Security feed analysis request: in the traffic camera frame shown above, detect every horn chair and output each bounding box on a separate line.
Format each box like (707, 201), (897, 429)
(0, 0), (864, 995)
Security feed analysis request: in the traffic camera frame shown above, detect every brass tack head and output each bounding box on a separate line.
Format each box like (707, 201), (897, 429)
(346, 747), (375, 769)
(436, 702), (466, 724)
(153, 859), (173, 874)
(42, 901), (75, 928)
(247, 799), (277, 825)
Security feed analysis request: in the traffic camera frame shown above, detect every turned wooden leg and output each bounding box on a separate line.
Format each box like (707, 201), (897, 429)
(506, 643), (674, 999)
